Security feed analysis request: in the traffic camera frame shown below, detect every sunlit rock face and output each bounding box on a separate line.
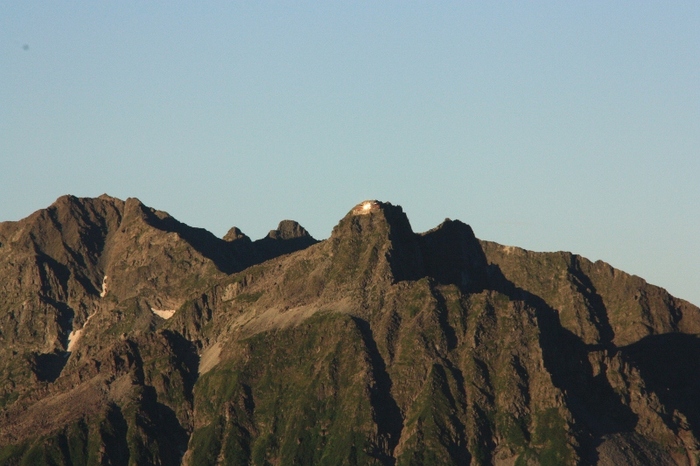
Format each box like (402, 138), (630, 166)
(352, 200), (380, 215)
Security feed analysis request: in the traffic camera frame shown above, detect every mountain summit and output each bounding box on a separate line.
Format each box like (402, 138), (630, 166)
(0, 196), (699, 465)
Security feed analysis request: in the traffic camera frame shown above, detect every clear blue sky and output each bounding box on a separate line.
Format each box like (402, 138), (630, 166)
(2, 2), (699, 305)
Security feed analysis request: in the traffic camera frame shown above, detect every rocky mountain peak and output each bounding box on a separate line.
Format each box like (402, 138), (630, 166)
(324, 201), (424, 284)
(331, 200), (414, 239)
(325, 201), (490, 289)
(266, 220), (311, 240)
(253, 220), (318, 263)
(223, 226), (250, 243)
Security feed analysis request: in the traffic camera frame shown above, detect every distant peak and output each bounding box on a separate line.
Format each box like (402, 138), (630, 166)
(224, 227), (250, 242)
(267, 220), (311, 241)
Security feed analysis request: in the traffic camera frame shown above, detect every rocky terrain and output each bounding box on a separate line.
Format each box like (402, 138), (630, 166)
(0, 196), (698, 465)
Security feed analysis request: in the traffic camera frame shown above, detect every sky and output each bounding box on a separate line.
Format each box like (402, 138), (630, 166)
(1, 2), (699, 305)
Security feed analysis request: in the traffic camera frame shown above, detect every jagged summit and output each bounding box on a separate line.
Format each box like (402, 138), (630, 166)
(326, 200), (489, 288)
(1, 195), (700, 465)
(266, 220), (311, 240)
(223, 226), (249, 242)
(331, 200), (415, 240)
(0, 193), (319, 355)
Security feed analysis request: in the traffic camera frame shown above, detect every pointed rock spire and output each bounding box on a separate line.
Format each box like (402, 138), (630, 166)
(223, 227), (250, 243)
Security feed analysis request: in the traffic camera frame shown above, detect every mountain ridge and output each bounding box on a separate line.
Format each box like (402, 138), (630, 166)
(0, 195), (698, 465)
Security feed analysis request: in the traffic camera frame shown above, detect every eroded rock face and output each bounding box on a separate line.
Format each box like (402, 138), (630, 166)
(0, 195), (316, 409)
(1, 196), (699, 466)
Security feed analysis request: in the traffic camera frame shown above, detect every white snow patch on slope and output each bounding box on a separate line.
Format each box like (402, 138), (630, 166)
(151, 308), (176, 319)
(67, 311), (97, 352)
(99, 276), (108, 298)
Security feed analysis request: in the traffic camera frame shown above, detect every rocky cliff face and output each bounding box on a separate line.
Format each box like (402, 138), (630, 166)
(0, 197), (698, 465)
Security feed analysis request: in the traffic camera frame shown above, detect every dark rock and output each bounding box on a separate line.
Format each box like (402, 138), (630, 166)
(266, 220), (310, 240)
(223, 227), (250, 243)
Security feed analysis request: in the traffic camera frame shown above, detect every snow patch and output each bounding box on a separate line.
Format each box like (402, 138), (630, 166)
(151, 308), (176, 319)
(67, 329), (84, 352)
(99, 276), (108, 298)
(67, 311), (97, 352)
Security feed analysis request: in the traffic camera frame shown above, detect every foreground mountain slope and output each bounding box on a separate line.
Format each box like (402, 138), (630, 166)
(0, 197), (698, 465)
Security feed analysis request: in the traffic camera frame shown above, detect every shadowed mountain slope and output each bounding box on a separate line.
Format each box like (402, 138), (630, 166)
(0, 197), (698, 466)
